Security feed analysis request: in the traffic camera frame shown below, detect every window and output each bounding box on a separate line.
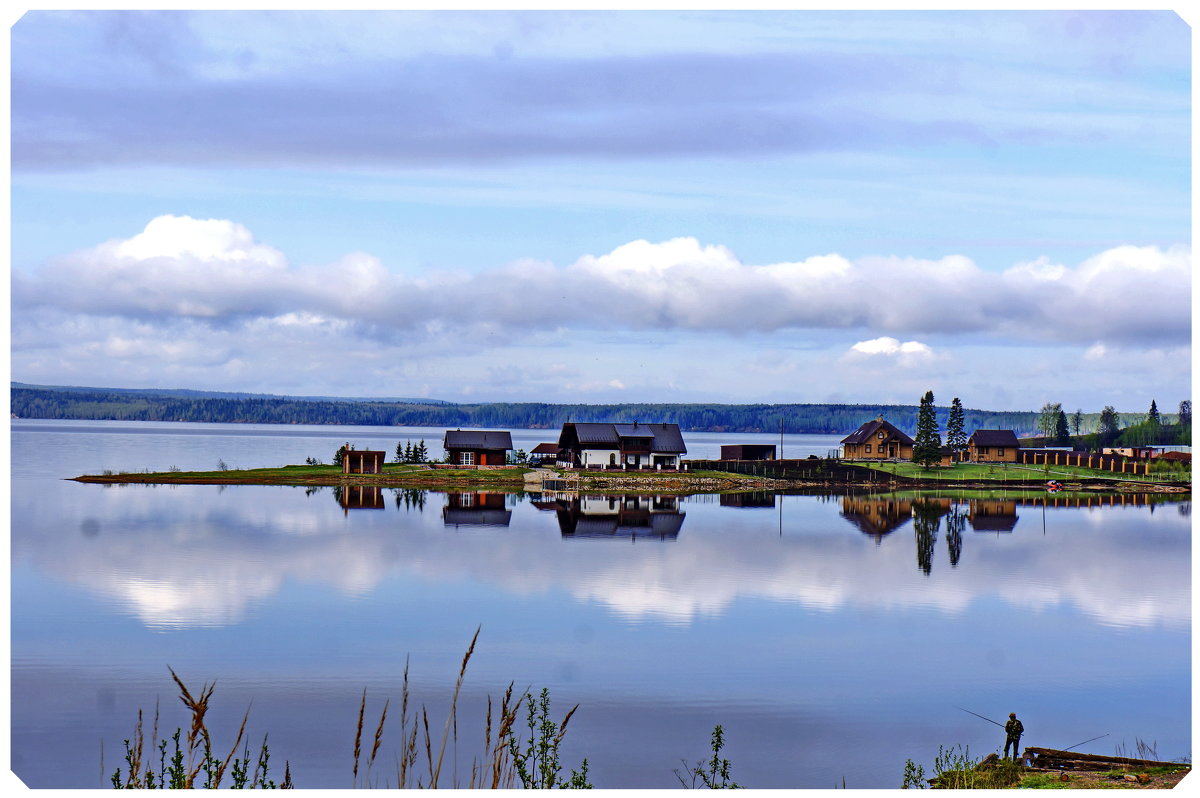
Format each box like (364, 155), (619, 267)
(878, 431), (885, 439)
(609, 453), (617, 466)
(865, 444), (872, 454)
(997, 448), (1005, 457)
(459, 493), (474, 507)
(460, 451), (475, 465)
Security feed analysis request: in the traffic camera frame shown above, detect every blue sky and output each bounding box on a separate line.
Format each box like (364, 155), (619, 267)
(9, 10), (1191, 411)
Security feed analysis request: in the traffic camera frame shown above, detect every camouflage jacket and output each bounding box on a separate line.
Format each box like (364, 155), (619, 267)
(1005, 718), (1024, 737)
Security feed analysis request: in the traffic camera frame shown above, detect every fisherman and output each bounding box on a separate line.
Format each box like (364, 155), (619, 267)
(1004, 713), (1024, 760)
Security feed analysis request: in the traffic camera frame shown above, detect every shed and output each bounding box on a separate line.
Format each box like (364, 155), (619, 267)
(720, 444), (776, 461)
(342, 450), (385, 474)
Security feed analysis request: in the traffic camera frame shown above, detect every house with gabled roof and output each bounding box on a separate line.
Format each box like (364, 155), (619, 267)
(840, 416), (914, 460)
(443, 429), (513, 466)
(557, 421), (686, 470)
(967, 429), (1019, 463)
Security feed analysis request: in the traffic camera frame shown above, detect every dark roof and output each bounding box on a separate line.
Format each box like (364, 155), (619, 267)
(841, 417), (914, 446)
(969, 429), (1019, 447)
(444, 430), (513, 450)
(560, 422), (686, 454)
(530, 442), (560, 454)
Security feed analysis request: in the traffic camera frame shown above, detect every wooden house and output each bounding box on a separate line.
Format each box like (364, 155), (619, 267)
(840, 416), (914, 460)
(720, 444), (776, 461)
(342, 450), (385, 474)
(442, 492), (512, 527)
(443, 430), (513, 466)
(556, 422), (686, 469)
(967, 430), (1019, 463)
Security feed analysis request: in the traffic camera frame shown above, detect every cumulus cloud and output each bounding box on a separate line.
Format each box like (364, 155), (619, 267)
(848, 337), (934, 359)
(13, 216), (1191, 350)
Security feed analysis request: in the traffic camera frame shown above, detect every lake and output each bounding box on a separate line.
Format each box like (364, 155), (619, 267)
(9, 420), (1191, 788)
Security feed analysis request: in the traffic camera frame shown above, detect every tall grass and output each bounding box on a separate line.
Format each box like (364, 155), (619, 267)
(110, 628), (589, 789)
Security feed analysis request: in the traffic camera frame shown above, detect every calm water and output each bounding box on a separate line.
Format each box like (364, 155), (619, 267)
(10, 420), (1192, 788)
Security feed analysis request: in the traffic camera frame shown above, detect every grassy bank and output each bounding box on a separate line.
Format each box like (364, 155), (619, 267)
(858, 460), (1189, 488)
(73, 463), (532, 489)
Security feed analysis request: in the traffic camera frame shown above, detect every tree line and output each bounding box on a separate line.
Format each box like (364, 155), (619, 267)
(9, 385), (1185, 439)
(910, 392), (1189, 468)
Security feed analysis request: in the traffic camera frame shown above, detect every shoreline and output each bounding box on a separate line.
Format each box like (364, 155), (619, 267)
(70, 464), (1190, 494)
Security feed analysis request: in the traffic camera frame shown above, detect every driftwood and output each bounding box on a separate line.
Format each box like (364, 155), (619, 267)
(1024, 747), (1182, 772)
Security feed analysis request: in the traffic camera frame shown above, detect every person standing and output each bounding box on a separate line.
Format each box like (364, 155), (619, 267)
(1004, 713), (1024, 760)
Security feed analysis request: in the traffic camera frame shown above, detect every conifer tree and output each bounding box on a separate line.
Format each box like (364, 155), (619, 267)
(912, 390), (942, 470)
(394, 441), (405, 463)
(1148, 399), (1160, 426)
(1179, 400), (1192, 427)
(403, 441), (414, 463)
(415, 440), (428, 463)
(1070, 409), (1084, 436)
(946, 397), (967, 461)
(1054, 409), (1071, 445)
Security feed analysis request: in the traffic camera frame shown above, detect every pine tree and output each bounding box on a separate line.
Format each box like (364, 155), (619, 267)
(912, 390), (942, 470)
(415, 440), (428, 463)
(1054, 409), (1071, 445)
(946, 397), (967, 461)
(1148, 399), (1160, 426)
(394, 441), (405, 463)
(403, 441), (414, 463)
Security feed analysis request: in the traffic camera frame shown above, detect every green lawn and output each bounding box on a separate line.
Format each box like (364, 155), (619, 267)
(859, 460), (1188, 484)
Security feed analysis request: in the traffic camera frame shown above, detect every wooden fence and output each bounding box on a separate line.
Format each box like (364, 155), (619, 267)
(1017, 449), (1150, 476)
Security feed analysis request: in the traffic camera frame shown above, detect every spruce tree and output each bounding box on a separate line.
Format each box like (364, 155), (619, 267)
(912, 390), (942, 470)
(403, 441), (414, 463)
(415, 440), (428, 463)
(1148, 399), (1160, 426)
(946, 397), (967, 461)
(1054, 409), (1071, 445)
(395, 441), (405, 464)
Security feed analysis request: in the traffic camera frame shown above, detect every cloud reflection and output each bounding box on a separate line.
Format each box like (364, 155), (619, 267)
(12, 487), (1189, 630)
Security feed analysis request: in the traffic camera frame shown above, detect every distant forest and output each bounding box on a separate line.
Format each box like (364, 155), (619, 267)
(10, 384), (1087, 436)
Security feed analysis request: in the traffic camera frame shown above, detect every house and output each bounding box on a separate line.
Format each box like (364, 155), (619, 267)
(720, 444), (776, 461)
(556, 422), (686, 469)
(967, 430), (1019, 463)
(840, 416), (914, 460)
(443, 429), (513, 466)
(342, 450), (385, 474)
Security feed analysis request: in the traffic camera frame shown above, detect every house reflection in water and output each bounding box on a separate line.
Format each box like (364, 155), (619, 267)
(339, 485), (385, 512)
(537, 494), (685, 540)
(719, 492), (777, 509)
(442, 492), (513, 528)
(968, 499), (1018, 533)
(840, 495), (915, 542)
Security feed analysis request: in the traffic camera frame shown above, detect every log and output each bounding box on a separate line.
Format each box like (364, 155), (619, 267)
(1024, 747), (1181, 771)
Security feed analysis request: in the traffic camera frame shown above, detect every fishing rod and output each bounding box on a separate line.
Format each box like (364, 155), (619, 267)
(954, 706), (1004, 728)
(1062, 733), (1109, 752)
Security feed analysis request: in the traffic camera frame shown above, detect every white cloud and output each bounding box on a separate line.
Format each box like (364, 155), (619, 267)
(15, 217), (1191, 347)
(1084, 343), (1107, 360)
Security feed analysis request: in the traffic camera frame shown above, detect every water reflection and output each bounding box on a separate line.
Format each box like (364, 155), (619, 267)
(11, 485), (1190, 630)
(535, 494), (685, 539)
(443, 492), (513, 527)
(338, 485), (385, 512)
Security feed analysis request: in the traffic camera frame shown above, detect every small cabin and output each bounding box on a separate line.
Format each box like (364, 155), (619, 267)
(720, 444), (776, 461)
(968, 430), (1019, 463)
(444, 430), (513, 466)
(342, 450), (385, 474)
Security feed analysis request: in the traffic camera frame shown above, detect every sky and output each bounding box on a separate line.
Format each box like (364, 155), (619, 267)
(7, 9), (1192, 412)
